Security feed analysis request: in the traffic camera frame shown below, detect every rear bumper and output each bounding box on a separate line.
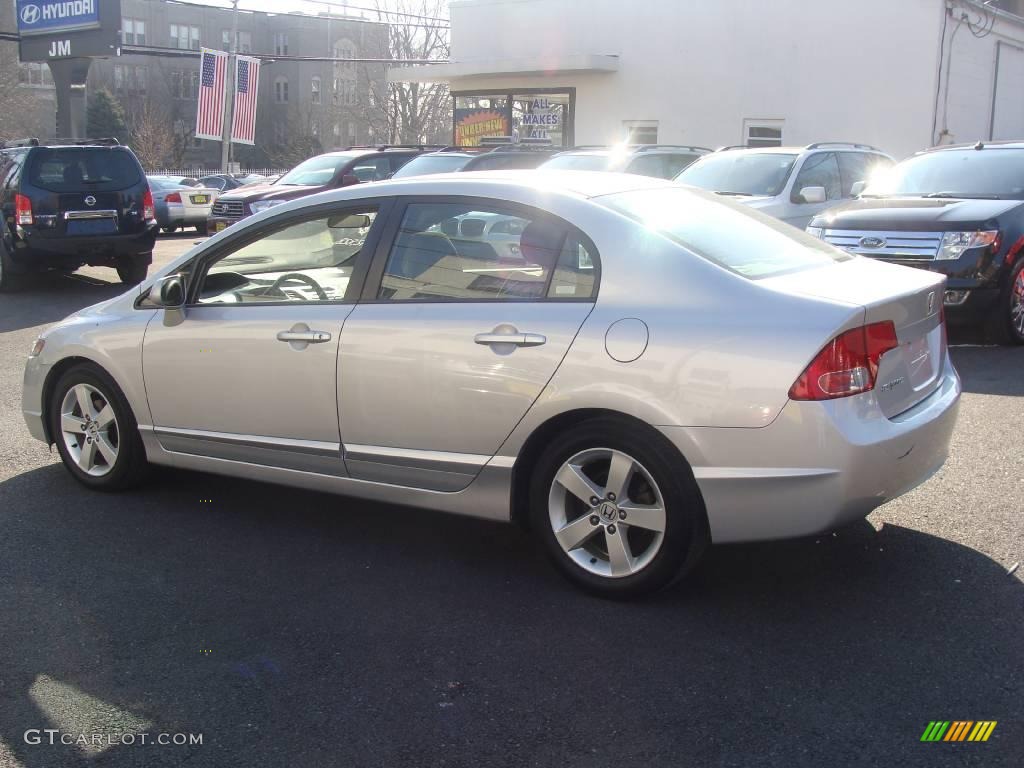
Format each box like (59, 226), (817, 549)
(11, 227), (157, 270)
(167, 203), (212, 226)
(207, 215), (249, 231)
(660, 356), (961, 543)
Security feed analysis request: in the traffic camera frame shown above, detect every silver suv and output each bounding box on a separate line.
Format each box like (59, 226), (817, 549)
(675, 143), (894, 229)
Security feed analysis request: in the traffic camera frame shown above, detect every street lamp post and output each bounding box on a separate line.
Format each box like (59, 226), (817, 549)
(220, 0), (240, 172)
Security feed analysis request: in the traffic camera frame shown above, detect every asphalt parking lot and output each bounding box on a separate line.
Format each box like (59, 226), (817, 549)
(0, 232), (1021, 767)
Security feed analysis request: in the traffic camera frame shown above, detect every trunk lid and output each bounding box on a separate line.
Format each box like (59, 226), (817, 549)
(762, 257), (946, 417)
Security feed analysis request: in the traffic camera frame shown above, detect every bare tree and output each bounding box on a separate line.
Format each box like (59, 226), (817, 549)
(128, 102), (175, 171)
(0, 46), (46, 142)
(357, 0), (451, 145)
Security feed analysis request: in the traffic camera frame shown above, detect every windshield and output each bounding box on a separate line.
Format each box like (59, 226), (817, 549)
(541, 154), (613, 172)
(599, 187), (850, 279)
(675, 152), (798, 196)
(27, 148), (142, 192)
(863, 148), (1024, 199)
(277, 155), (349, 186)
(392, 154), (473, 178)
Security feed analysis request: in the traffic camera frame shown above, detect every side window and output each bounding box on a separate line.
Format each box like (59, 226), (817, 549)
(661, 153), (699, 178)
(377, 202), (598, 301)
(836, 152), (893, 197)
(197, 209), (377, 304)
(791, 152), (841, 202)
(350, 157), (390, 182)
(625, 154), (667, 178)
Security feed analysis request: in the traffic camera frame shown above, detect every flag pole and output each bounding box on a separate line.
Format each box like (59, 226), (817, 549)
(220, 0), (240, 172)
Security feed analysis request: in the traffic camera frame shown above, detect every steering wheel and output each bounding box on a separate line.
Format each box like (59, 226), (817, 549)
(267, 272), (328, 301)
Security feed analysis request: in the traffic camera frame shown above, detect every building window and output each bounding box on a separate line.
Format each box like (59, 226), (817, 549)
(170, 24), (200, 50)
(334, 40), (356, 70)
(310, 120), (319, 137)
(122, 18), (146, 46)
(274, 33), (289, 56)
(743, 119), (784, 148)
(170, 70), (200, 100)
(332, 122), (341, 140)
(274, 121), (288, 145)
(311, 76), (321, 105)
(336, 81), (356, 106)
(274, 77), (289, 103)
(221, 30), (251, 53)
(114, 64), (148, 95)
(18, 62), (53, 87)
(623, 120), (658, 144)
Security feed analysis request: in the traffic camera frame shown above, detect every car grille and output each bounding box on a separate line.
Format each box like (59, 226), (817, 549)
(824, 229), (942, 260)
(211, 200), (246, 219)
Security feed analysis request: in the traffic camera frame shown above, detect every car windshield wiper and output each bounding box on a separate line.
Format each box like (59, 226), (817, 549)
(714, 190), (753, 197)
(923, 192), (1001, 200)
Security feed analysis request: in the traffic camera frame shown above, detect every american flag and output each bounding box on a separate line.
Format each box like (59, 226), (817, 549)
(195, 48), (228, 141)
(231, 56), (261, 145)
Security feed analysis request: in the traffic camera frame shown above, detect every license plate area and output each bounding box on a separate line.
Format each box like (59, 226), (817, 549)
(215, 221), (227, 232)
(66, 217), (118, 235)
(191, 195), (210, 204)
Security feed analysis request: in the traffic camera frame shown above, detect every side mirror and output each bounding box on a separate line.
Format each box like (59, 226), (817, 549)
(153, 274), (185, 308)
(340, 174), (360, 187)
(850, 180), (867, 197)
(799, 186), (827, 204)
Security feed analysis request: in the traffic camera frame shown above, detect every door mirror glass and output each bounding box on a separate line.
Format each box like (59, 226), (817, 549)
(327, 213), (371, 229)
(153, 274), (185, 308)
(799, 185), (827, 204)
(850, 180), (867, 197)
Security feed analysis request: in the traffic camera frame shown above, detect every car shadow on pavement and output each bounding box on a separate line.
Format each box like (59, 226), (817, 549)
(0, 463), (1020, 767)
(0, 272), (129, 334)
(948, 344), (1024, 397)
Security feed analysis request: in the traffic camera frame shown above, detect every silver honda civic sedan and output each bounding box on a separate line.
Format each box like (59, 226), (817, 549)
(21, 172), (961, 597)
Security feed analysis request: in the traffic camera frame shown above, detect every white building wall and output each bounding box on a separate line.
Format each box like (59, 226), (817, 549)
(443, 0), (952, 158)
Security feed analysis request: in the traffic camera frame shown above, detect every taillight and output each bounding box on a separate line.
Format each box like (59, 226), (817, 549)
(165, 192), (182, 203)
(789, 321), (899, 401)
(143, 188), (155, 221)
(14, 193), (33, 226)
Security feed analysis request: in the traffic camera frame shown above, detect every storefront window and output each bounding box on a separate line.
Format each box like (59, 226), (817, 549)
(453, 91), (573, 147)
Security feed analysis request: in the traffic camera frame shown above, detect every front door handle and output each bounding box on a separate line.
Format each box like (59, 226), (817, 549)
(277, 330), (332, 343)
(474, 332), (547, 347)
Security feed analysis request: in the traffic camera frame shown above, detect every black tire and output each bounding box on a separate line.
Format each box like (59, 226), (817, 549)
(0, 240), (27, 292)
(988, 258), (1024, 345)
(528, 416), (709, 599)
(161, 225), (178, 234)
(196, 223), (209, 235)
(116, 256), (150, 285)
(48, 363), (149, 491)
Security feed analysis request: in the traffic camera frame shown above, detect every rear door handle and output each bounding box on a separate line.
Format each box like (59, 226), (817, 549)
(474, 332), (547, 347)
(277, 330), (332, 343)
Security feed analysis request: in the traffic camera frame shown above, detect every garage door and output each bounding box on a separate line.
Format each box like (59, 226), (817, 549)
(992, 42), (1024, 140)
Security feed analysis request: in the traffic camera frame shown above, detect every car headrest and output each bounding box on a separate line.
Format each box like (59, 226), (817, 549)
(459, 218), (486, 238)
(440, 218), (460, 236)
(519, 219), (567, 269)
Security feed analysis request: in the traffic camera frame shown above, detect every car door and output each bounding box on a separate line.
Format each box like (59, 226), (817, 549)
(142, 201), (387, 474)
(784, 152), (842, 228)
(338, 197), (599, 491)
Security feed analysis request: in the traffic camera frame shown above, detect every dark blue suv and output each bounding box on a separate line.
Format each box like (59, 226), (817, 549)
(0, 139), (157, 291)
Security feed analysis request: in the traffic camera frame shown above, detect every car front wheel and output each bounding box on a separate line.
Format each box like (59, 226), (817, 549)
(992, 258), (1024, 345)
(49, 364), (149, 490)
(116, 256), (150, 285)
(529, 417), (708, 598)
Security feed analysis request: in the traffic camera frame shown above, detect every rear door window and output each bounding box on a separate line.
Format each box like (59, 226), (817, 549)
(27, 148), (142, 192)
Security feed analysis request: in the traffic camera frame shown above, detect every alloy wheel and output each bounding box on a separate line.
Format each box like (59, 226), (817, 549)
(548, 448), (667, 578)
(1011, 268), (1024, 339)
(59, 383), (119, 477)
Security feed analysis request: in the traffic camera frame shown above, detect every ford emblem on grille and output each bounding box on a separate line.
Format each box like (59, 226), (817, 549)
(859, 236), (885, 248)
(84, 195), (96, 207)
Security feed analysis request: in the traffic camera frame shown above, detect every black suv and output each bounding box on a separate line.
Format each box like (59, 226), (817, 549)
(0, 138), (156, 291)
(808, 141), (1024, 344)
(207, 145), (439, 232)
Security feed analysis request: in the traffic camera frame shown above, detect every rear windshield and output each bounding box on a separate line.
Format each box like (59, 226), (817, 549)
(465, 153), (553, 171)
(392, 154), (473, 178)
(676, 152), (798, 197)
(26, 148), (142, 192)
(541, 154), (612, 172)
(599, 187), (850, 279)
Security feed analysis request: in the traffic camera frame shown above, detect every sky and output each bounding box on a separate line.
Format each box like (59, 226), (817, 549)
(196, 0), (450, 22)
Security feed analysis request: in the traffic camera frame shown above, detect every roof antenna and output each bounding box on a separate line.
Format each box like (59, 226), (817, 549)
(974, 140), (985, 150)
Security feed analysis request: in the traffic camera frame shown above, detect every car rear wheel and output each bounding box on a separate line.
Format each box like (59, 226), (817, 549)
(161, 225), (178, 234)
(49, 364), (149, 490)
(116, 256), (150, 285)
(529, 417), (708, 598)
(989, 258), (1024, 345)
(196, 223), (208, 235)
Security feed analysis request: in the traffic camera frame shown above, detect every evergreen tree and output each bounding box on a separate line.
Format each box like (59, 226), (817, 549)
(86, 88), (128, 142)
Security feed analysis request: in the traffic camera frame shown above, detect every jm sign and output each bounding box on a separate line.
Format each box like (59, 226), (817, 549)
(17, 0), (119, 62)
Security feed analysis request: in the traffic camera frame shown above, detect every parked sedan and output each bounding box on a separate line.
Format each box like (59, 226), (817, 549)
(148, 176), (217, 234)
(22, 172), (960, 597)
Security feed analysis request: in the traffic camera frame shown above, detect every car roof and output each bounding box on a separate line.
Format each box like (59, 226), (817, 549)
(918, 140), (1024, 153)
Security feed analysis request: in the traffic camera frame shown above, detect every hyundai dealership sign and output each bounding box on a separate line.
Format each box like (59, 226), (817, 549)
(16, 0), (100, 37)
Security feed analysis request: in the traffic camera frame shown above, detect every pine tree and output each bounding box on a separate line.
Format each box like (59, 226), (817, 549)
(86, 88), (128, 142)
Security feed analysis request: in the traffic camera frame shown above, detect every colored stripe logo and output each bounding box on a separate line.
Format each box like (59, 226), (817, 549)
(920, 721), (997, 742)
